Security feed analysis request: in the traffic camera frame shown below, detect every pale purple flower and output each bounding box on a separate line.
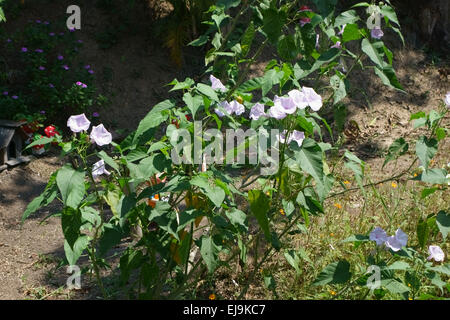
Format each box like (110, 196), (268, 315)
(2, 91), (8, 95)
(88, 70), (94, 74)
(428, 245), (445, 262)
(92, 160), (110, 179)
(371, 27), (384, 39)
(445, 92), (450, 108)
(67, 114), (91, 133)
(249, 103), (266, 120)
(6, 39), (12, 43)
(57, 55), (64, 60)
(331, 41), (342, 49)
(12, 95), (18, 100)
(84, 65), (91, 69)
(300, 17), (311, 27)
(215, 101), (234, 117)
(49, 32), (55, 36)
(296, 87), (323, 111)
(38, 66), (45, 71)
(36, 20), (41, 24)
(230, 100), (245, 116)
(69, 28), (76, 32)
(337, 24), (346, 36)
(385, 228), (408, 252)
(62, 65), (69, 70)
(274, 96), (297, 114)
(277, 130), (304, 147)
(21, 47), (28, 52)
(369, 227), (388, 246)
(267, 104), (287, 120)
(76, 81), (83, 86)
(49, 83), (55, 88)
(82, 84), (87, 89)
(90, 124), (112, 146)
(35, 49), (44, 53)
(92, 112), (100, 117)
(210, 75), (227, 92)
(40, 110), (46, 114)
(77, 40), (83, 43)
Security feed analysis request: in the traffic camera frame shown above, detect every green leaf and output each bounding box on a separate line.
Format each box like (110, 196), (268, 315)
(64, 236), (90, 266)
(421, 187), (438, 199)
(383, 138), (408, 169)
(262, 8), (286, 44)
(277, 34), (298, 61)
(436, 211), (450, 240)
(98, 224), (125, 257)
(313, 260), (352, 286)
(374, 66), (404, 91)
(341, 234), (370, 243)
(97, 151), (119, 172)
(22, 172), (58, 222)
(361, 39), (385, 68)
(284, 250), (301, 275)
(420, 168), (447, 185)
(196, 83), (219, 102)
(380, 279), (410, 294)
(342, 23), (362, 42)
(381, 5), (400, 26)
(415, 136), (438, 170)
(169, 78), (195, 91)
(61, 207), (82, 249)
(385, 261), (410, 271)
(200, 235), (220, 273)
(248, 190), (271, 241)
(56, 164), (85, 209)
(312, 0), (337, 18)
(190, 175), (225, 207)
(225, 208), (248, 232)
(241, 21), (255, 57)
(183, 92), (204, 120)
(132, 100), (173, 144)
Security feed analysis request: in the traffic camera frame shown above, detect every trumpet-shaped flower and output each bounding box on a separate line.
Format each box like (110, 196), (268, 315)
(274, 96), (297, 114)
(369, 227), (388, 246)
(249, 103), (266, 120)
(277, 130), (305, 147)
(428, 245), (445, 262)
(67, 114), (91, 132)
(90, 124), (112, 146)
(210, 75), (227, 92)
(215, 101), (233, 117)
(371, 27), (384, 39)
(385, 228), (408, 252)
(230, 100), (245, 116)
(267, 105), (287, 120)
(92, 160), (110, 179)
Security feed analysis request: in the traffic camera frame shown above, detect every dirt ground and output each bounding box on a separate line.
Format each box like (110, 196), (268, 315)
(0, 1), (449, 300)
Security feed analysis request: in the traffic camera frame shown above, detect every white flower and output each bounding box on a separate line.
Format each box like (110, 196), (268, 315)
(230, 100), (245, 116)
(428, 245), (445, 262)
(370, 227), (388, 246)
(92, 160), (110, 179)
(67, 114), (91, 133)
(273, 95), (297, 114)
(210, 75), (227, 92)
(276, 130), (305, 147)
(267, 105), (287, 120)
(288, 87), (323, 111)
(445, 92), (450, 108)
(90, 124), (112, 146)
(249, 103), (266, 120)
(215, 101), (233, 117)
(385, 228), (408, 252)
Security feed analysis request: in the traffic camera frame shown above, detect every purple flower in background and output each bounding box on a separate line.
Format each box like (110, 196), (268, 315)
(35, 49), (44, 53)
(6, 39), (12, 43)
(12, 95), (18, 99)
(76, 81), (83, 86)
(331, 41), (342, 49)
(93, 112), (100, 118)
(40, 110), (46, 114)
(38, 66), (46, 71)
(44, 21), (50, 25)
(77, 40), (83, 43)
(445, 92), (450, 108)
(49, 32), (55, 36)
(273, 95), (297, 114)
(67, 114), (91, 132)
(92, 160), (110, 179)
(428, 245), (445, 262)
(69, 28), (76, 32)
(57, 55), (64, 60)
(385, 228), (408, 252)
(84, 65), (91, 69)
(88, 69), (94, 74)
(215, 101), (233, 117)
(210, 75), (227, 92)
(371, 27), (384, 39)
(337, 24), (346, 36)
(21, 47), (28, 52)
(90, 124), (112, 146)
(82, 84), (87, 88)
(369, 227), (388, 246)
(62, 65), (69, 70)
(3, 91), (8, 95)
(49, 83), (55, 88)
(249, 103), (266, 120)
(36, 20), (41, 24)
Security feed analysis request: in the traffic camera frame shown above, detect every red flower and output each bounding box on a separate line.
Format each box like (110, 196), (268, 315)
(44, 125), (60, 137)
(299, 5), (312, 12)
(171, 119), (180, 129)
(185, 115), (192, 121)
